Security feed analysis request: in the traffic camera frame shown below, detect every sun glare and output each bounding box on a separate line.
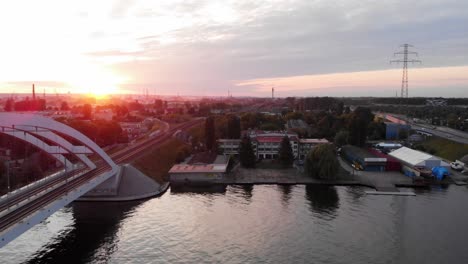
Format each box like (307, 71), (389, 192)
(66, 66), (126, 98)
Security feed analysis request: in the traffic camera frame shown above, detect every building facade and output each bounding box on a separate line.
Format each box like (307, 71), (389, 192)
(218, 130), (329, 160)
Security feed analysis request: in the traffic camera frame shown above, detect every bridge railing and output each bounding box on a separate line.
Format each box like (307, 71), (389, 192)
(0, 164), (88, 216)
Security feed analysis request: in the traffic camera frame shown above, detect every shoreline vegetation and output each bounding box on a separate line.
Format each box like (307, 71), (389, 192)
(415, 136), (468, 161)
(132, 123), (204, 183)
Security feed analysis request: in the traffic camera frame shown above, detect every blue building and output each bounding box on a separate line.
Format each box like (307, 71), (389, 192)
(385, 122), (410, 140)
(342, 145), (387, 172)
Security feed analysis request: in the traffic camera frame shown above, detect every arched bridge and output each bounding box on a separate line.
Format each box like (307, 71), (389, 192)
(0, 113), (120, 247)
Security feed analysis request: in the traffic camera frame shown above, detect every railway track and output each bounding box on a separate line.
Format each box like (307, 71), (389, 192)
(0, 167), (88, 213)
(0, 119), (202, 234)
(0, 165), (111, 232)
(111, 118), (202, 163)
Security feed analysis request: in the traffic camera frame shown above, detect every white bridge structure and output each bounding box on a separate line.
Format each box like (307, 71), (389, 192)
(0, 113), (122, 247)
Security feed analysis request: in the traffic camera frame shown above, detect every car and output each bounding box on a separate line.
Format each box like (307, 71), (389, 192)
(451, 161), (464, 171)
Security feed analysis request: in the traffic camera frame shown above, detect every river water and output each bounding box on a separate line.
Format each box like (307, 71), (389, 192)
(1, 184), (468, 264)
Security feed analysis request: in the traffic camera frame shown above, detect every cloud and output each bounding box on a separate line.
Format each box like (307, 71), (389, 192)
(237, 66), (468, 97)
(1, 0), (468, 96)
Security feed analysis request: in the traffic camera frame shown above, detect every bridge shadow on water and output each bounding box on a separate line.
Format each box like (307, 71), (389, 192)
(25, 201), (143, 264)
(170, 184), (227, 195)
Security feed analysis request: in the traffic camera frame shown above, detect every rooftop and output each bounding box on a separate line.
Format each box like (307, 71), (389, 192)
(389, 147), (434, 166)
(188, 152), (218, 164)
(218, 139), (242, 142)
(256, 136), (284, 143)
(169, 164), (227, 173)
(343, 145), (381, 159)
(299, 138), (329, 144)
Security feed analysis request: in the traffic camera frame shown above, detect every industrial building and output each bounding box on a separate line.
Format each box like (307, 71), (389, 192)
(385, 122), (411, 140)
(374, 142), (403, 153)
(341, 145), (387, 171)
(389, 147), (450, 177)
(367, 148), (401, 171)
(168, 155), (229, 185)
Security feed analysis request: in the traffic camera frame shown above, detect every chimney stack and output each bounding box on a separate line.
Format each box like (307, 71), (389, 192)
(32, 84), (36, 100)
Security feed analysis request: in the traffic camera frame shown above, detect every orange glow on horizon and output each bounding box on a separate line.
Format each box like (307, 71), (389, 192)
(237, 66), (468, 94)
(65, 65), (127, 98)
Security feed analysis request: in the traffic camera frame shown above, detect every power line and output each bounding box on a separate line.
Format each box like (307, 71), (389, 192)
(390, 44), (422, 98)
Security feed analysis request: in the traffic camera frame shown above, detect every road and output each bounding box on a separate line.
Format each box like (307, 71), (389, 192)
(409, 122), (468, 145)
(383, 113), (468, 144)
(0, 118), (203, 235)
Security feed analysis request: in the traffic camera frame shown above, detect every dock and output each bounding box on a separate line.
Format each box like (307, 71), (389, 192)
(365, 191), (416, 196)
(453, 180), (467, 186)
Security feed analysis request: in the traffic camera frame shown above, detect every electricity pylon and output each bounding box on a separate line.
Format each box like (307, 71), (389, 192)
(390, 44), (422, 98)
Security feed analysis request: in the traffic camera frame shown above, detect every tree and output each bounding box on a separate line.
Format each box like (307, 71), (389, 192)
(226, 115), (241, 139)
(82, 104), (92, 119)
(334, 130), (349, 148)
(335, 101), (344, 115)
(60, 101), (70, 111)
(347, 107), (374, 146)
(154, 99), (163, 110)
(284, 111), (303, 121)
(205, 116), (216, 152)
(114, 105), (129, 117)
(367, 121), (386, 140)
(305, 144), (339, 180)
(239, 136), (256, 168)
(4, 99), (13, 112)
(317, 114), (334, 138)
(344, 106), (351, 114)
(447, 113), (458, 128)
(278, 136), (294, 168)
(398, 129), (408, 140)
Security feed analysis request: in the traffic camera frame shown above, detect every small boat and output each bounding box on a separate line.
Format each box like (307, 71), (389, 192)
(415, 166), (432, 178)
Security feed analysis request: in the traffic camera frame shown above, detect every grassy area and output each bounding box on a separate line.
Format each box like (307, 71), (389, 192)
(132, 122), (204, 183)
(187, 123), (204, 141)
(132, 138), (186, 183)
(416, 137), (468, 161)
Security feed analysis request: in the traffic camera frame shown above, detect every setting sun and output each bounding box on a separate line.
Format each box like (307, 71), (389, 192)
(66, 66), (126, 98)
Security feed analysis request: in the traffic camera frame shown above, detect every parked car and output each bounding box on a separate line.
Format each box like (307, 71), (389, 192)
(451, 161), (465, 171)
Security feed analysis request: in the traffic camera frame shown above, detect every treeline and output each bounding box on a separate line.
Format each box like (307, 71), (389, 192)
(296, 97), (345, 113)
(373, 97), (427, 105)
(4, 98), (46, 111)
(447, 98), (468, 105)
(371, 97), (468, 106)
(0, 134), (59, 194)
(60, 119), (129, 147)
(208, 106), (380, 147)
(240, 112), (284, 131)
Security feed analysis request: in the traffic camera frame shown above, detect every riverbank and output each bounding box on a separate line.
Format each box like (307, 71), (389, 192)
(78, 165), (170, 202)
(174, 157), (463, 192)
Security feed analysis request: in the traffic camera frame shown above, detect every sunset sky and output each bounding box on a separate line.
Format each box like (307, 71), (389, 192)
(0, 0), (467, 97)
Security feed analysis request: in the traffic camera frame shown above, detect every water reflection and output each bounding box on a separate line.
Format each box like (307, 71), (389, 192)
(305, 185), (340, 220)
(408, 184), (449, 197)
(345, 186), (366, 204)
(25, 201), (141, 264)
(278, 185), (293, 205)
(240, 185), (253, 201)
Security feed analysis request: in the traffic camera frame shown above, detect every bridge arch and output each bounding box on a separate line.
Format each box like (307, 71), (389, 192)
(0, 113), (117, 170)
